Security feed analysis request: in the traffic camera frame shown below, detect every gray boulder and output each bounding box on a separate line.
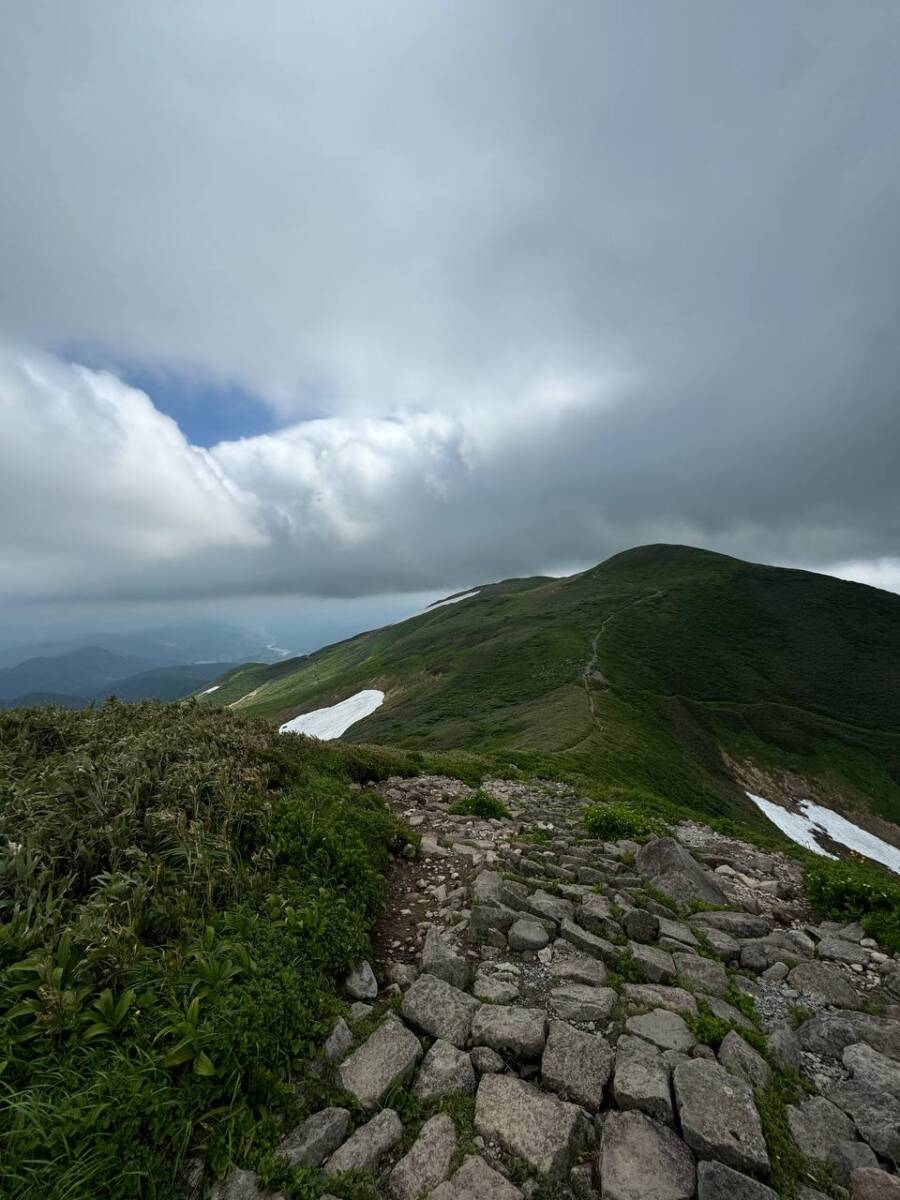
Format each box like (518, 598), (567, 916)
(551, 948), (608, 988)
(673, 1059), (769, 1176)
(560, 919), (617, 963)
(797, 1010), (900, 1061)
(843, 1041), (900, 1099)
(337, 1018), (422, 1110)
(785, 1097), (855, 1163)
(389, 1113), (456, 1200)
(279, 1107), (350, 1167)
(402, 973), (479, 1048)
(470, 1045), (505, 1073)
(422, 926), (470, 990)
(541, 1020), (613, 1112)
(211, 1170), (284, 1200)
(630, 942), (676, 984)
(767, 1027), (801, 1074)
(612, 1048), (674, 1125)
(718, 1031), (771, 1091)
(324, 1017), (353, 1060)
(474, 1073), (583, 1181)
(577, 893), (622, 939)
(325, 1109), (403, 1175)
(526, 888), (575, 925)
(625, 1009), (696, 1053)
(414, 1039), (476, 1100)
(635, 839), (728, 906)
(850, 1168), (900, 1200)
(471, 1005), (547, 1060)
(623, 908), (660, 943)
(826, 1141), (879, 1187)
(550, 983), (616, 1023)
(344, 960), (378, 1000)
(430, 1155), (524, 1200)
(696, 1161), (777, 1200)
(622, 983), (698, 1017)
(674, 953), (728, 997)
(818, 937), (870, 966)
(692, 912), (773, 939)
(600, 1110), (695, 1200)
(508, 918), (550, 952)
(828, 1080), (900, 1164)
(788, 961), (863, 1010)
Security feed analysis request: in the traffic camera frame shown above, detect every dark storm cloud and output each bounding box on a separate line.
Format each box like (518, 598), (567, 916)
(0, 1), (899, 608)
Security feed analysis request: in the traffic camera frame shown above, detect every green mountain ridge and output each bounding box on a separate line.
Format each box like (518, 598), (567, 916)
(200, 544), (900, 841)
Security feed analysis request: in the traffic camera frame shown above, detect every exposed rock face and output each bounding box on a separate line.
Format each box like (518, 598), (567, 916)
(336, 1019), (422, 1110)
(325, 1109), (403, 1174)
(626, 1009), (696, 1053)
(389, 1113), (456, 1200)
(696, 1161), (777, 1200)
(789, 960), (864, 1010)
(470, 1005), (547, 1060)
(718, 1031), (771, 1091)
(413, 1038), (476, 1100)
(401, 974), (479, 1047)
(612, 1046), (674, 1124)
(635, 838), (728, 905)
(474, 1074), (584, 1181)
(843, 1040), (900, 1100)
(279, 1108), (350, 1167)
(827, 1080), (900, 1164)
(786, 1096), (856, 1163)
(540, 1020), (613, 1112)
(673, 1059), (769, 1176)
(600, 1110), (696, 1200)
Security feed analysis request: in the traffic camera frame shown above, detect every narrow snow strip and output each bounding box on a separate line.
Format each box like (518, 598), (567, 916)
(746, 791), (900, 874)
(201, 685), (220, 695)
(279, 689), (385, 739)
(426, 589), (481, 611)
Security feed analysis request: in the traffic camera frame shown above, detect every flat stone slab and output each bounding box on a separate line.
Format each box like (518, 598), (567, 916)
(674, 952), (728, 997)
(550, 946), (608, 987)
(612, 1049), (674, 1125)
(635, 838), (728, 906)
(625, 1009), (696, 1053)
(474, 1073), (583, 1181)
(429, 1155), (523, 1200)
(422, 926), (470, 990)
(390, 1113), (456, 1200)
(541, 1020), (613, 1112)
(414, 1039), (476, 1101)
(697, 1161), (777, 1200)
(325, 1109), (403, 1175)
(470, 1005), (547, 1060)
(600, 1110), (696, 1200)
(622, 983), (698, 1017)
(786, 1096), (855, 1163)
(550, 983), (616, 1023)
(843, 1041), (900, 1100)
(718, 1031), (771, 1091)
(630, 942), (676, 984)
(674, 1059), (769, 1177)
(345, 960), (378, 1000)
(828, 1081), (900, 1164)
(789, 961), (862, 1010)
(560, 918), (617, 963)
(402, 973), (480, 1048)
(797, 1011), (900, 1062)
(279, 1107), (350, 1167)
(849, 1168), (900, 1200)
(337, 1019), (422, 1110)
(526, 888), (575, 925)
(508, 918), (550, 951)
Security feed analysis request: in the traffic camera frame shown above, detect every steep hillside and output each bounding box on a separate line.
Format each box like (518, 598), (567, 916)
(202, 546), (900, 836)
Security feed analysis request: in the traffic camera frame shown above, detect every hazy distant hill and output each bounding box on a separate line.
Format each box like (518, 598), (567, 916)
(204, 545), (900, 834)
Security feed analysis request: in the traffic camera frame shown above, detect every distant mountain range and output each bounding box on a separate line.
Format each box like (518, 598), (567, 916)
(202, 544), (900, 843)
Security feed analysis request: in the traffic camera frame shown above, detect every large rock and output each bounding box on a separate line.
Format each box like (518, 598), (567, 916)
(430, 1155), (523, 1200)
(635, 839), (728, 906)
(325, 1108), (403, 1175)
(577, 893), (622, 939)
(850, 1168), (900, 1200)
(600, 1110), (695, 1200)
(843, 1041), (900, 1099)
(767, 1027), (801, 1074)
(827, 1141), (879, 1187)
(550, 983), (616, 1023)
(630, 942), (676, 984)
(508, 918), (551, 951)
(788, 961), (863, 1010)
(390, 1113), (456, 1200)
(623, 907), (661, 943)
(279, 1107), (350, 1167)
(337, 1018), (422, 1110)
(474, 1074), (583, 1181)
(697, 1161), (777, 1200)
(344, 960), (378, 1000)
(551, 946), (608, 987)
(692, 912), (773, 939)
(718, 1031), (771, 1091)
(212, 1170), (283, 1200)
(402, 974), (480, 1048)
(622, 983), (698, 1017)
(560, 919), (617, 963)
(797, 1010), (900, 1061)
(324, 1017), (353, 1060)
(612, 1047), (674, 1124)
(471, 1005), (547, 1060)
(541, 1020), (613, 1112)
(674, 953), (728, 997)
(818, 937), (870, 966)
(422, 926), (470, 990)
(786, 1096), (855, 1163)
(625, 1009), (696, 1053)
(673, 1059), (769, 1177)
(414, 1039), (476, 1100)
(526, 888), (575, 925)
(828, 1080), (900, 1164)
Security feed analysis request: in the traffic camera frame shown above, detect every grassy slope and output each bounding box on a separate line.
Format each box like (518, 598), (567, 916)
(210, 545), (900, 833)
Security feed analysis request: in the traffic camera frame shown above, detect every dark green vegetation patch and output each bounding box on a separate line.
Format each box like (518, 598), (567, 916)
(0, 702), (414, 1199)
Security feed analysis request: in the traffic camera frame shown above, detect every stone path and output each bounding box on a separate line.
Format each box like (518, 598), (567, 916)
(214, 775), (900, 1200)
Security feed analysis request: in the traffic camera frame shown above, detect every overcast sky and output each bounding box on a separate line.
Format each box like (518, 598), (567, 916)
(2, 1), (899, 644)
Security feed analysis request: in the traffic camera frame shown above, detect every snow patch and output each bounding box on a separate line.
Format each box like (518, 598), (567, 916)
(747, 791), (900, 874)
(201, 685), (220, 695)
(279, 689), (385, 739)
(426, 588), (481, 611)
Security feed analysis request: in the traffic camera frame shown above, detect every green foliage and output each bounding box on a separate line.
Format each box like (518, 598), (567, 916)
(803, 855), (900, 953)
(688, 1010), (734, 1050)
(0, 701), (408, 1199)
(582, 799), (661, 842)
(755, 1069), (839, 1199)
(608, 949), (645, 985)
(448, 790), (511, 820)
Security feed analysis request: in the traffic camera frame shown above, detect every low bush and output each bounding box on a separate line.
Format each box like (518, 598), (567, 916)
(0, 701), (411, 1199)
(448, 789), (510, 819)
(582, 790), (663, 841)
(803, 855), (900, 953)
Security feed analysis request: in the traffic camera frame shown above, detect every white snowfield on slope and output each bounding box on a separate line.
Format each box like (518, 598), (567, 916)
(747, 790), (900, 875)
(279, 689), (385, 739)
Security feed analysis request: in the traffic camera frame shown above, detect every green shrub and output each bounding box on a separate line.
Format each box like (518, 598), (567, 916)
(803, 855), (900, 953)
(448, 789), (511, 819)
(0, 701), (410, 1198)
(582, 798), (661, 841)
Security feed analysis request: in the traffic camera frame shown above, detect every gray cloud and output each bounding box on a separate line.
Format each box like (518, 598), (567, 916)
(0, 1), (899, 612)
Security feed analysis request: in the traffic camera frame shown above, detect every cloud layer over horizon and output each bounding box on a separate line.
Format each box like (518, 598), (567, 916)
(1, 2), (899, 613)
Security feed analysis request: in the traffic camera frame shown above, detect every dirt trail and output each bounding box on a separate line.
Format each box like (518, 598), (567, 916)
(581, 589), (663, 726)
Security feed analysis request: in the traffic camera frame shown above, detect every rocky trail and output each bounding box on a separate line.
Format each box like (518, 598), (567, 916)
(215, 776), (900, 1200)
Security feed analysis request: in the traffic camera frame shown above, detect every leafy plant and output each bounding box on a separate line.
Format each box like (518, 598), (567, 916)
(803, 855), (900, 953)
(448, 790), (511, 819)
